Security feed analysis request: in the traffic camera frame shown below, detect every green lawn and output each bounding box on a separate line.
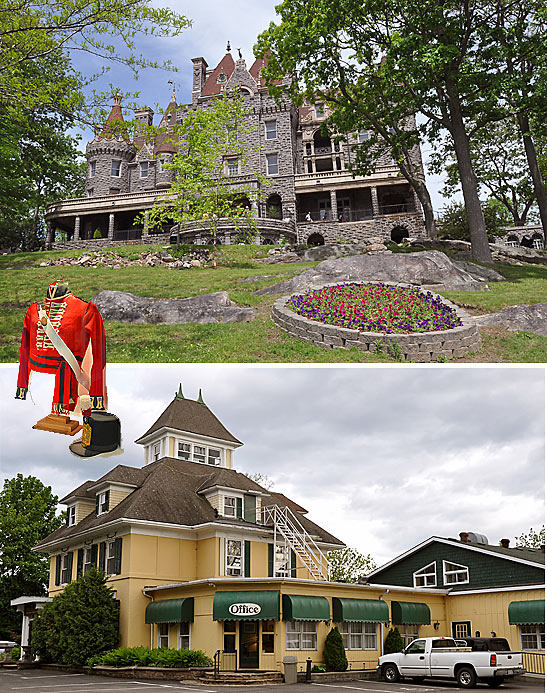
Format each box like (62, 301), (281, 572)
(1, 244), (545, 363)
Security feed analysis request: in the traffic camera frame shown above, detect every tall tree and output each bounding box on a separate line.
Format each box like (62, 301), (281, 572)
(514, 526), (545, 549)
(328, 547), (377, 582)
(0, 475), (63, 639)
(256, 0), (509, 261)
(0, 0), (190, 119)
(143, 91), (269, 265)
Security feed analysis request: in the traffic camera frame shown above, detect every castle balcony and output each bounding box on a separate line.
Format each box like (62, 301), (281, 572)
(294, 165), (403, 194)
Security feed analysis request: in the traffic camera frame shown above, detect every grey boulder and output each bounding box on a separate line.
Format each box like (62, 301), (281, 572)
(92, 290), (257, 324)
(475, 303), (547, 336)
(256, 250), (486, 295)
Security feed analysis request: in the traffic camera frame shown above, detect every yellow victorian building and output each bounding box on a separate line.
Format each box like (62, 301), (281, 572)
(32, 387), (545, 675)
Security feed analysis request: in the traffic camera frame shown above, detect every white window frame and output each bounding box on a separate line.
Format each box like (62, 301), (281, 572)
(193, 445), (206, 464)
(358, 130), (370, 143)
(60, 553), (72, 584)
(178, 622), (191, 649)
(401, 625), (420, 647)
(208, 447), (221, 465)
(89, 160), (96, 177)
(339, 621), (377, 650)
(225, 538), (243, 576)
(97, 491), (109, 515)
(83, 547), (94, 574)
(413, 561), (437, 587)
(106, 540), (117, 575)
(140, 161), (149, 178)
(157, 622), (169, 648)
(226, 157), (239, 176)
(443, 560), (469, 585)
(532, 238), (544, 250)
(266, 153), (279, 176)
(286, 620), (317, 650)
(159, 156), (171, 172)
(67, 506), (76, 526)
(111, 159), (121, 177)
(520, 625), (545, 650)
(265, 120), (277, 140)
(177, 442), (191, 460)
(275, 542), (291, 577)
(176, 439), (224, 466)
(152, 442), (162, 462)
(314, 103), (325, 118)
(224, 496), (237, 517)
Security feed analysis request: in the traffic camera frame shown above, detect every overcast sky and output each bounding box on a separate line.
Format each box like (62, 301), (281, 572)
(70, 0), (451, 212)
(2, 365), (544, 566)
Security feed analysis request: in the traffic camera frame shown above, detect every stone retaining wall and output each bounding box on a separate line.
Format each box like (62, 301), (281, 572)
(30, 663), (212, 680)
(271, 283), (481, 362)
(296, 213), (425, 245)
(51, 234), (171, 251)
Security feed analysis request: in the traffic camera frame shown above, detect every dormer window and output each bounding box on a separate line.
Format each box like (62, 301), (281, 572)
(96, 490), (110, 515)
(152, 442), (162, 461)
(217, 73), (227, 84)
(223, 496), (242, 518)
(193, 445), (206, 463)
(413, 561), (437, 587)
(208, 448), (221, 465)
(178, 442), (191, 460)
(67, 506), (76, 526)
(176, 439), (224, 466)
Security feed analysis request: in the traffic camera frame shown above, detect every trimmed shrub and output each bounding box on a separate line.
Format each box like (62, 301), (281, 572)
(93, 228), (102, 239)
(323, 626), (348, 671)
(31, 568), (119, 665)
(90, 646), (212, 668)
(384, 627), (404, 654)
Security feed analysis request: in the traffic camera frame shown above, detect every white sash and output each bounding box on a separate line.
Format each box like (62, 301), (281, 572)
(38, 308), (91, 391)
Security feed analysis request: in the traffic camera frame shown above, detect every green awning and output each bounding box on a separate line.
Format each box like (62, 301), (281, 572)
(213, 591), (280, 621)
(508, 600), (545, 625)
(332, 597), (389, 623)
(283, 594), (330, 622)
(145, 598), (194, 624)
(392, 601), (431, 625)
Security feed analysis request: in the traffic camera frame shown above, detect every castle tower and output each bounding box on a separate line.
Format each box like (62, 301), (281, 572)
(134, 385), (243, 468)
(85, 94), (136, 197)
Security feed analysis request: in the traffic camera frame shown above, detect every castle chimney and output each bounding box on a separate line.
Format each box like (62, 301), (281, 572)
(541, 545), (545, 554)
(500, 538), (510, 548)
(191, 57), (209, 101)
(460, 531), (470, 543)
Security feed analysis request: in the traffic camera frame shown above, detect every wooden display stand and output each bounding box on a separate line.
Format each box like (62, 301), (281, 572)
(33, 414), (82, 435)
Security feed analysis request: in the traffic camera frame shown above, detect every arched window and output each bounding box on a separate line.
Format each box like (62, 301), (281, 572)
(266, 194), (282, 219)
(307, 232), (324, 246)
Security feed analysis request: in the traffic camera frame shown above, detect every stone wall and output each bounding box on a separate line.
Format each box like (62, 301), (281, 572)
(296, 213), (426, 244)
(271, 288), (481, 362)
(51, 233), (171, 251)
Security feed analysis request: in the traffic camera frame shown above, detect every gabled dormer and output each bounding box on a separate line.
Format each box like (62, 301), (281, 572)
(135, 385), (243, 468)
(198, 483), (268, 523)
(60, 482), (96, 527)
(87, 480), (138, 516)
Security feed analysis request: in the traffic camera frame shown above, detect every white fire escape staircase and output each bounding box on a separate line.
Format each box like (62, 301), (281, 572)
(262, 504), (330, 581)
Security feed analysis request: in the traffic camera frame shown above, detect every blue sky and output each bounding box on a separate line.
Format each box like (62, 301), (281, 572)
(70, 0), (451, 212)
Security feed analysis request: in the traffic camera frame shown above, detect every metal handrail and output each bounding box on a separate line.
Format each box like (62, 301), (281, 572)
(214, 649), (238, 678)
(519, 651), (545, 675)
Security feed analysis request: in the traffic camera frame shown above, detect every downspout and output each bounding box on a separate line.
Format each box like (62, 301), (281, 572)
(143, 588), (155, 649)
(379, 589), (390, 655)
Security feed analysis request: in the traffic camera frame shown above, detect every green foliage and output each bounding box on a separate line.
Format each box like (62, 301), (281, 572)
(0, 644), (20, 660)
(312, 664), (326, 672)
(328, 548), (377, 583)
(31, 568), (119, 665)
(323, 627), (348, 671)
(0, 475), (63, 639)
(93, 229), (103, 239)
(514, 526), (545, 549)
(438, 201), (512, 242)
(90, 646), (212, 668)
(384, 627), (404, 654)
(143, 91), (269, 262)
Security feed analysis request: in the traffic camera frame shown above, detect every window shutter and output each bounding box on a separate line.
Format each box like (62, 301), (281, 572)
(55, 555), (61, 585)
(244, 541), (251, 577)
(65, 511), (69, 526)
(104, 490), (110, 511)
(99, 542), (106, 571)
(95, 495), (100, 515)
(243, 495), (256, 523)
(77, 549), (84, 577)
(66, 551), (74, 581)
(113, 537), (122, 574)
(268, 543), (274, 577)
(291, 550), (297, 578)
(236, 497), (243, 519)
(91, 543), (98, 567)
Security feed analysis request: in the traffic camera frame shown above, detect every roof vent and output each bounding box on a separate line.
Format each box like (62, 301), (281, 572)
(467, 532), (489, 545)
(500, 538), (510, 548)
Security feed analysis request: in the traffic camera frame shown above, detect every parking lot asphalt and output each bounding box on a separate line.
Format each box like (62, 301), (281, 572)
(0, 670), (543, 693)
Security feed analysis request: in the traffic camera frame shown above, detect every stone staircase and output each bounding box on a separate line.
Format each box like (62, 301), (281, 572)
(198, 671), (284, 685)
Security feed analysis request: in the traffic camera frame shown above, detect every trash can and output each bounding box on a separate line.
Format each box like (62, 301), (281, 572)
(283, 655), (298, 684)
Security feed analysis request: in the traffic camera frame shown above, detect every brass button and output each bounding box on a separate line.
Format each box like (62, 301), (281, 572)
(40, 316), (47, 325)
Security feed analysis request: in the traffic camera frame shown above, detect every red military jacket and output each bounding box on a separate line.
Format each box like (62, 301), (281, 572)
(16, 287), (107, 414)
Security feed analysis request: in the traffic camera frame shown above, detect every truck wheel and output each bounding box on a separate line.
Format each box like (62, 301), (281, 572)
(456, 667), (477, 689)
(383, 664), (400, 683)
(486, 679), (504, 688)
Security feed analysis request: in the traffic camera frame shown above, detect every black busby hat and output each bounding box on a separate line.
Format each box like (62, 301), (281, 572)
(69, 411), (121, 458)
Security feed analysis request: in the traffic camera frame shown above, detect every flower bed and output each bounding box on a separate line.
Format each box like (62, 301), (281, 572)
(272, 282), (481, 362)
(286, 283), (462, 334)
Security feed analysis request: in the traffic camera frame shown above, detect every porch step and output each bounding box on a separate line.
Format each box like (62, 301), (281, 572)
(198, 671), (284, 685)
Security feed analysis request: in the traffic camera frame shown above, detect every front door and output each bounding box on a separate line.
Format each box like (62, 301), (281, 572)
(239, 620), (259, 669)
(452, 621), (471, 639)
(399, 639), (428, 677)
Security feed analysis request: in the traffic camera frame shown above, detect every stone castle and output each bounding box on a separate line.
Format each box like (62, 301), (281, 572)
(45, 44), (427, 248)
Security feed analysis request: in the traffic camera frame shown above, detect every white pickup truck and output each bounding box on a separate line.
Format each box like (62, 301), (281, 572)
(378, 637), (525, 688)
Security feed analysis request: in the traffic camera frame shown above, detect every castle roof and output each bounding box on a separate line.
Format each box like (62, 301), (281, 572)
(154, 92), (178, 155)
(97, 94), (128, 140)
(202, 52), (236, 97)
(135, 387), (243, 446)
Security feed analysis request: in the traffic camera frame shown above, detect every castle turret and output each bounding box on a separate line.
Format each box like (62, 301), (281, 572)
(85, 95), (136, 197)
